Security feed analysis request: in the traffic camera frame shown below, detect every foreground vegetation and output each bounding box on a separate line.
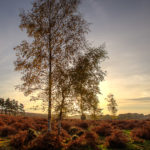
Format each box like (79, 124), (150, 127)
(1, 115), (150, 150)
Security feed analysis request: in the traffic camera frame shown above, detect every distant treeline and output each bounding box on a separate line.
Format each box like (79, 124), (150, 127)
(100, 113), (150, 120)
(0, 98), (25, 115)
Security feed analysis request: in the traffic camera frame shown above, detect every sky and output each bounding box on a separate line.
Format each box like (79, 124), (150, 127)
(0, 0), (150, 114)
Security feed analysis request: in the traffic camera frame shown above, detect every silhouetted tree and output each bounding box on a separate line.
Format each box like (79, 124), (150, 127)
(106, 94), (117, 117)
(53, 66), (73, 135)
(14, 0), (88, 132)
(5, 98), (11, 114)
(0, 98), (5, 114)
(0, 98), (25, 115)
(14, 101), (19, 116)
(90, 101), (103, 120)
(70, 46), (107, 119)
(12, 99), (17, 115)
(19, 103), (25, 114)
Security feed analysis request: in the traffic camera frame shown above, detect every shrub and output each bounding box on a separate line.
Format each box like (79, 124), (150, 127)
(67, 131), (99, 150)
(60, 128), (70, 138)
(111, 120), (125, 129)
(75, 121), (89, 130)
(72, 134), (79, 140)
(24, 128), (38, 145)
(34, 123), (47, 131)
(0, 125), (17, 137)
(68, 126), (83, 136)
(94, 122), (112, 136)
(123, 120), (139, 130)
(33, 118), (47, 131)
(84, 131), (99, 146)
(33, 118), (47, 124)
(131, 126), (150, 140)
(7, 116), (18, 125)
(12, 122), (25, 130)
(21, 122), (34, 130)
(132, 135), (144, 143)
(0, 120), (5, 126)
(110, 120), (145, 130)
(67, 136), (87, 150)
(11, 128), (38, 149)
(10, 130), (28, 149)
(27, 131), (63, 150)
(62, 121), (72, 131)
(77, 130), (84, 137)
(105, 129), (128, 148)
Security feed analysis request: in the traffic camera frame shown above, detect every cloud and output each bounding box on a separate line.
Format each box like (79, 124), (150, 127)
(127, 97), (150, 101)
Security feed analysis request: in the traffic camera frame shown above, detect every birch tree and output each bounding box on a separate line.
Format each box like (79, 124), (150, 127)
(70, 46), (107, 119)
(14, 0), (88, 132)
(106, 94), (118, 117)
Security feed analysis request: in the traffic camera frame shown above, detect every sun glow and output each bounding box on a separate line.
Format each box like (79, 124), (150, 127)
(98, 81), (110, 114)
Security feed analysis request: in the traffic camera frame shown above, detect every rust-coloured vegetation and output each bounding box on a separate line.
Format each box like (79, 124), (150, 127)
(104, 129), (128, 148)
(1, 114), (150, 149)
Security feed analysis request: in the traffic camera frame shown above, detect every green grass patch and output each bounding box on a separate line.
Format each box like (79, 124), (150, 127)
(133, 140), (150, 150)
(123, 130), (131, 135)
(0, 137), (10, 146)
(0, 137), (12, 150)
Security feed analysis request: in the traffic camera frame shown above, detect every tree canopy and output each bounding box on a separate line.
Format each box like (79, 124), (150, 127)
(106, 94), (118, 117)
(69, 46), (107, 119)
(0, 98), (25, 115)
(14, 0), (89, 131)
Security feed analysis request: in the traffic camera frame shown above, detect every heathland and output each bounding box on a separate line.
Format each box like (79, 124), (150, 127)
(1, 114), (150, 150)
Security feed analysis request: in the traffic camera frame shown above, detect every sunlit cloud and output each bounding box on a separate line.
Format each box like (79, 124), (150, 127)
(126, 97), (150, 102)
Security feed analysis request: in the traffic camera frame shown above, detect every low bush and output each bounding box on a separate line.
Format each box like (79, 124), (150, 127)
(11, 122), (25, 130)
(0, 125), (17, 137)
(0, 120), (5, 126)
(131, 125), (150, 140)
(67, 136), (87, 150)
(34, 123), (47, 131)
(132, 135), (144, 143)
(105, 129), (128, 148)
(67, 131), (99, 150)
(62, 121), (72, 131)
(68, 126), (83, 136)
(27, 131), (63, 150)
(84, 131), (99, 146)
(33, 118), (47, 131)
(94, 122), (112, 136)
(21, 122), (34, 130)
(7, 116), (18, 125)
(122, 120), (139, 130)
(75, 121), (89, 130)
(60, 128), (70, 138)
(10, 130), (28, 149)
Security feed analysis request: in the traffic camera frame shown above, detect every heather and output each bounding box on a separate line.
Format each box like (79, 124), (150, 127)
(0, 114), (150, 150)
